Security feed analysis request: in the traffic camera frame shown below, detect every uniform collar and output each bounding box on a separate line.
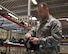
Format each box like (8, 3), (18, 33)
(41, 15), (52, 23)
(47, 15), (53, 22)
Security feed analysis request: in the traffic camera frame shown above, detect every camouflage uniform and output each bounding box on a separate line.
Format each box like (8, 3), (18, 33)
(27, 15), (62, 54)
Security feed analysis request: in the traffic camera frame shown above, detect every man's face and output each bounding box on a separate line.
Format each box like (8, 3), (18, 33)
(37, 6), (48, 20)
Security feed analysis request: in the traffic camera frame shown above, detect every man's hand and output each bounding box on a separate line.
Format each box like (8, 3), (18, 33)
(24, 33), (31, 40)
(24, 33), (39, 44)
(30, 37), (39, 44)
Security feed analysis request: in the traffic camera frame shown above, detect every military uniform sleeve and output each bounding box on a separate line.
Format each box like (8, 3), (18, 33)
(38, 20), (62, 47)
(51, 20), (62, 41)
(27, 27), (36, 36)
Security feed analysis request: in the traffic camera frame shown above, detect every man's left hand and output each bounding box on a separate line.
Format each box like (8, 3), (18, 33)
(30, 37), (39, 44)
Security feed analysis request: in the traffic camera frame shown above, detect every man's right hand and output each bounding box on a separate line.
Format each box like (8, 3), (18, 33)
(24, 33), (31, 40)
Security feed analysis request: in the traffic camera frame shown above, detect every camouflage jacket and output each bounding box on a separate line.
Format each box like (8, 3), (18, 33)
(28, 15), (62, 48)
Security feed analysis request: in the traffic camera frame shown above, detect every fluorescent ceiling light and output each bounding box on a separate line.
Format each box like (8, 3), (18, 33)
(58, 18), (66, 20)
(37, 21), (40, 24)
(8, 13), (18, 20)
(58, 18), (68, 21)
(32, 0), (37, 5)
(29, 17), (37, 20)
(0, 7), (2, 10)
(25, 22), (28, 25)
(66, 19), (68, 21)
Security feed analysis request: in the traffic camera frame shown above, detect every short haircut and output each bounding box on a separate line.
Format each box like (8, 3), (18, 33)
(37, 2), (48, 8)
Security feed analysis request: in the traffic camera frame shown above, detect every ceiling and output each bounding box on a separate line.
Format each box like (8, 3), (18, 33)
(0, 0), (68, 35)
(0, 0), (68, 17)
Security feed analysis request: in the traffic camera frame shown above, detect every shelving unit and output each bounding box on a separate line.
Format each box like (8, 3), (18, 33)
(0, 6), (30, 54)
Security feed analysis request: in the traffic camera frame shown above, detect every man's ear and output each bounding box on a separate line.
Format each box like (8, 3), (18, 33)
(46, 7), (49, 11)
(40, 4), (44, 8)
